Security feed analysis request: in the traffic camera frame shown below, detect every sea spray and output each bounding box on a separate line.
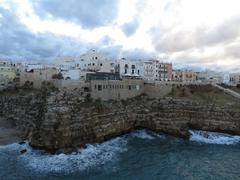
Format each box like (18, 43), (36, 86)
(19, 136), (128, 173)
(189, 130), (240, 145)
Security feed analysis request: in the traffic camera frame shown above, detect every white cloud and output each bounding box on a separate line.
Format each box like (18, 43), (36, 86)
(0, 0), (240, 72)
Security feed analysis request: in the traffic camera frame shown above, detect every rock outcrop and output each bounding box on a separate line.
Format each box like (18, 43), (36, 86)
(1, 90), (240, 152)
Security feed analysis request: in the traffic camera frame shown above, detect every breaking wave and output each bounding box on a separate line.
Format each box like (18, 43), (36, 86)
(129, 129), (166, 140)
(2, 129), (240, 174)
(189, 130), (240, 145)
(18, 137), (128, 173)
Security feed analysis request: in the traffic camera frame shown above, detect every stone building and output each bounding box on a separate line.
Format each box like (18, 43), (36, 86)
(20, 67), (59, 88)
(90, 79), (144, 100)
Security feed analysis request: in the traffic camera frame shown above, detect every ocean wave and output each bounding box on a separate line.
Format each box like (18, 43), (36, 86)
(19, 137), (128, 173)
(129, 129), (166, 140)
(0, 142), (29, 152)
(189, 130), (240, 145)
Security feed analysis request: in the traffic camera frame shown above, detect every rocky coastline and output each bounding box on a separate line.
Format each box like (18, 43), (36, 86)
(0, 88), (240, 152)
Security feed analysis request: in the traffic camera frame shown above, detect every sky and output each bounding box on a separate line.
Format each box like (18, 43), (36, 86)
(0, 0), (240, 72)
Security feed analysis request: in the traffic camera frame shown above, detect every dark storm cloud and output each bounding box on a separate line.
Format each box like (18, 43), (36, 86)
(32, 0), (120, 29)
(0, 6), (92, 62)
(0, 0), (156, 63)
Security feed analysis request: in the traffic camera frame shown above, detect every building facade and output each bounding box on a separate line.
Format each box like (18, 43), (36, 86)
(90, 79), (144, 100)
(115, 58), (143, 78)
(173, 70), (197, 82)
(229, 73), (240, 86)
(143, 60), (172, 81)
(196, 71), (224, 84)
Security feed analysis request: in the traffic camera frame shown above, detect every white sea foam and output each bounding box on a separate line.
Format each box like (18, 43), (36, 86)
(19, 137), (128, 173)
(130, 130), (156, 139)
(129, 129), (165, 140)
(189, 130), (240, 145)
(0, 142), (29, 152)
(0, 143), (19, 150)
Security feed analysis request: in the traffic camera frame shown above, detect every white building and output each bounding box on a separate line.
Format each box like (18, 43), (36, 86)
(26, 63), (44, 72)
(196, 70), (224, 84)
(54, 50), (117, 80)
(61, 69), (81, 80)
(143, 60), (157, 80)
(75, 49), (115, 73)
(143, 60), (173, 81)
(55, 56), (76, 71)
(115, 58), (143, 78)
(229, 73), (240, 86)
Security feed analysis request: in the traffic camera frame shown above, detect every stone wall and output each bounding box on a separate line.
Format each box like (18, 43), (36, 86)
(1, 90), (240, 152)
(52, 79), (89, 91)
(90, 79), (144, 100)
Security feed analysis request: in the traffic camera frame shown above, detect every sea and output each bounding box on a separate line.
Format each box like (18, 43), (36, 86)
(1, 130), (240, 180)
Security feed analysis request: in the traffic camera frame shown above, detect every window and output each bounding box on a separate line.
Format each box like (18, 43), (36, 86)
(98, 85), (102, 91)
(92, 63), (95, 66)
(100, 63), (103, 66)
(138, 70), (140, 74)
(125, 69), (127, 74)
(128, 85), (131, 90)
(95, 57), (98, 59)
(132, 70), (134, 74)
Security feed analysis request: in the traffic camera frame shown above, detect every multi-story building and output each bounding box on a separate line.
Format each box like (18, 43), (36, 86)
(55, 50), (116, 80)
(229, 73), (240, 86)
(54, 56), (76, 71)
(173, 70), (197, 82)
(115, 58), (143, 78)
(143, 60), (172, 81)
(75, 49), (115, 73)
(196, 70), (224, 84)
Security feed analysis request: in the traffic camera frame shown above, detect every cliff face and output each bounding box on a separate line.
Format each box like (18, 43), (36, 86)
(1, 90), (240, 152)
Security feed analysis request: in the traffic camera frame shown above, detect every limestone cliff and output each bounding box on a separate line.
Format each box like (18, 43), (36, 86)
(1, 90), (240, 152)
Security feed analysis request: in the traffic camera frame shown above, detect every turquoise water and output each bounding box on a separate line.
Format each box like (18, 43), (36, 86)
(1, 130), (240, 180)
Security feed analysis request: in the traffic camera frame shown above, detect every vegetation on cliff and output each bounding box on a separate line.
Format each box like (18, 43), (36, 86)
(168, 85), (240, 112)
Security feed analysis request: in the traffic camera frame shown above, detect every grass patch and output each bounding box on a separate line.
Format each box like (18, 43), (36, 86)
(167, 84), (240, 111)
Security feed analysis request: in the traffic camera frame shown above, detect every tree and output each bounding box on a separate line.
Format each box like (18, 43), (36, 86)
(52, 73), (63, 80)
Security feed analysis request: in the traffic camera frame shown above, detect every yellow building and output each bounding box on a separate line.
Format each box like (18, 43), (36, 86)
(0, 67), (17, 79)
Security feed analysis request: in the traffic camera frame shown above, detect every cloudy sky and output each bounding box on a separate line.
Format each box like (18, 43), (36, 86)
(0, 0), (240, 72)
